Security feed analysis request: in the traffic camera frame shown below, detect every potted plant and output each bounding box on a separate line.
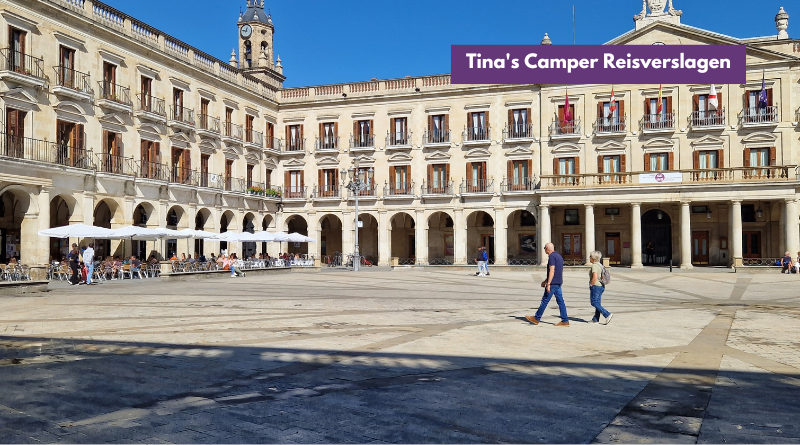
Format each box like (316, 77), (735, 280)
(247, 186), (265, 196)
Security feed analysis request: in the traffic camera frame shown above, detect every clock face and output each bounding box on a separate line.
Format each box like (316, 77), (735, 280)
(240, 24), (253, 39)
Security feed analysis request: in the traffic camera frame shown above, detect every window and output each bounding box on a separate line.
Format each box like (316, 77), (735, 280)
(285, 170), (304, 198)
(200, 99), (210, 129)
(320, 122), (337, 149)
(598, 154), (626, 184)
(744, 147), (776, 178)
(648, 153), (671, 171)
(265, 122), (275, 148)
(465, 161), (486, 192)
(597, 100), (624, 131)
(58, 46), (76, 88)
(355, 167), (375, 194)
(140, 140), (160, 179)
(200, 154), (209, 187)
(692, 92), (723, 126)
(264, 169), (272, 187)
(8, 27), (26, 71)
(101, 62), (116, 99)
(246, 164), (254, 187)
(555, 157), (579, 186)
(742, 205), (757, 223)
(54, 119), (85, 167)
(140, 76), (153, 111)
(507, 160), (532, 190)
(245, 115), (255, 143)
(745, 88), (775, 123)
(692, 150), (723, 181)
(557, 157), (576, 175)
(318, 169), (338, 196)
(173, 88), (184, 120)
(171, 147), (191, 184)
(467, 111), (488, 141)
(389, 117), (408, 145)
(354, 120), (372, 147)
(645, 96), (673, 129)
(224, 159), (233, 190)
(428, 115), (449, 143)
(509, 108), (530, 138)
(564, 209), (580, 225)
(390, 165), (410, 193)
(428, 164), (449, 193)
(286, 124), (303, 151)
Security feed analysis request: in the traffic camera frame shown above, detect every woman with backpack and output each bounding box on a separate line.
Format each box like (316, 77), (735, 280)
(589, 251), (613, 325)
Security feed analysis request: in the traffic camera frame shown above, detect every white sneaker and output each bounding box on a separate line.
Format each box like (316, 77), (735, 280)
(604, 313), (613, 325)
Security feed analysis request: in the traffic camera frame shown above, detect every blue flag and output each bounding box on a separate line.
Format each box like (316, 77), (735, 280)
(758, 73), (768, 109)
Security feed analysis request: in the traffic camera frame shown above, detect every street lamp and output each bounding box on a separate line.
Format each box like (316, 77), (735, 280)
(341, 158), (373, 272)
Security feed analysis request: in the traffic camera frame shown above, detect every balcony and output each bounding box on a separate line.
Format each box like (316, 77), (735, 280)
(265, 137), (281, 152)
(740, 106), (779, 127)
(51, 66), (93, 101)
(501, 176), (538, 193)
(350, 134), (375, 151)
(197, 114), (220, 138)
(95, 153), (136, 176)
(222, 122), (243, 144)
(384, 181), (415, 199)
(283, 186), (307, 200)
(283, 138), (305, 154)
(421, 180), (454, 197)
(0, 132), (95, 170)
(689, 109), (726, 131)
(313, 184), (341, 200)
(170, 166), (196, 186)
(135, 94), (167, 123)
(168, 106), (195, 132)
(539, 167), (796, 189)
(245, 129), (264, 149)
(347, 182), (378, 200)
(223, 176), (246, 193)
(463, 126), (491, 145)
(138, 160), (170, 182)
(245, 184), (281, 200)
(0, 49), (47, 87)
(315, 136), (339, 152)
(503, 124), (534, 143)
(460, 178), (494, 195)
(640, 112), (675, 134)
(548, 119), (582, 140)
(423, 129), (450, 147)
(96, 81), (133, 113)
(386, 131), (412, 150)
(593, 116), (627, 136)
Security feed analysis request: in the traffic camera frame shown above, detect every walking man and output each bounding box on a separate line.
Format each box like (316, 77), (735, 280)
(480, 246), (490, 276)
(526, 242), (570, 326)
(83, 243), (95, 285)
(475, 246), (485, 276)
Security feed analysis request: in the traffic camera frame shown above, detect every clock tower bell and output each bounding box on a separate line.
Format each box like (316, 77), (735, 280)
(236, 0), (284, 86)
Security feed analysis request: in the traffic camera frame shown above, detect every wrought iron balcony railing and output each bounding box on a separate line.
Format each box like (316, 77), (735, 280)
(740, 106), (779, 125)
(265, 137), (281, 151)
(315, 136), (339, 151)
(689, 109), (725, 128)
(386, 131), (412, 147)
(384, 181), (415, 196)
(138, 160), (170, 181)
(97, 81), (132, 106)
(198, 114), (220, 133)
(421, 180), (454, 195)
(0, 49), (46, 80)
(283, 185), (307, 199)
(460, 178), (494, 194)
(314, 184), (340, 198)
(504, 123), (533, 140)
(350, 134), (375, 149)
(640, 112), (675, 131)
(502, 176), (538, 192)
(53, 66), (92, 93)
(223, 122), (243, 140)
(463, 126), (490, 142)
(423, 129), (450, 145)
(95, 152), (136, 176)
(284, 138), (305, 152)
(593, 115), (627, 134)
(136, 94), (166, 117)
(170, 106), (195, 125)
(245, 129), (264, 146)
(548, 119), (582, 137)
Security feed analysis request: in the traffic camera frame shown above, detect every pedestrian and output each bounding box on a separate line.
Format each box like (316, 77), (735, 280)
(588, 251), (613, 325)
(645, 241), (655, 265)
(67, 244), (81, 285)
(526, 242), (570, 327)
(83, 243), (96, 285)
(475, 246), (484, 276)
(781, 251), (794, 274)
(480, 246), (490, 276)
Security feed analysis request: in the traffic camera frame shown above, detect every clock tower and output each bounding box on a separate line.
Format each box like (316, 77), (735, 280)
(237, 0), (285, 87)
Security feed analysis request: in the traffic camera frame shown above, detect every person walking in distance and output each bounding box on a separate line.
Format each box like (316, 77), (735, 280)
(67, 244), (81, 285)
(475, 246), (485, 276)
(83, 243), (96, 285)
(526, 242), (570, 326)
(588, 250), (613, 325)
(480, 246), (490, 276)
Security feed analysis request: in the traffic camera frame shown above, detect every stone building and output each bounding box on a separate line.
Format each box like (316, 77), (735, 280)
(0, 0), (798, 269)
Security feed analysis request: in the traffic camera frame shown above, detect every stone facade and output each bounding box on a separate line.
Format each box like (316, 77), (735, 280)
(1, 0), (798, 269)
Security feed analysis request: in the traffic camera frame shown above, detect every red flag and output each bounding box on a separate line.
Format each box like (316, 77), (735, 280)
(564, 89), (572, 122)
(609, 89), (617, 116)
(656, 84), (663, 115)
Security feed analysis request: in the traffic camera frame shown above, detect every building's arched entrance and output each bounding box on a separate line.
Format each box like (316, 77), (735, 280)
(93, 200), (115, 259)
(261, 215), (273, 255)
(165, 205), (186, 259)
(133, 203), (155, 260)
(390, 212), (415, 263)
(49, 194), (74, 261)
(319, 214), (343, 260)
(507, 209), (537, 265)
(285, 215), (308, 255)
(428, 212), (454, 265)
(1, 190), (32, 262)
(219, 210), (235, 255)
(358, 213), (378, 265)
(642, 209), (672, 266)
(242, 212), (256, 258)
(193, 208), (214, 257)
(467, 211), (495, 263)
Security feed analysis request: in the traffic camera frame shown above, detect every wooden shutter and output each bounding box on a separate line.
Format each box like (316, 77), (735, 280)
(353, 121), (359, 143)
(76, 124), (84, 149)
(507, 110), (513, 128)
(597, 102), (603, 119)
(466, 162), (472, 181)
(693, 151), (699, 170)
(389, 166), (395, 186)
(553, 157), (559, 175)
(574, 157), (580, 175)
(619, 100), (625, 130)
(717, 149), (724, 168)
(526, 108), (531, 125)
(427, 115), (433, 136)
(620, 154), (626, 172)
(766, 89), (773, 106)
(299, 125), (303, 143)
(285, 125), (290, 143)
(644, 98), (650, 119)
(645, 153), (651, 171)
(507, 160), (513, 180)
(743, 91), (748, 111)
(182, 149), (191, 174)
(526, 159), (532, 178)
(407, 164), (411, 185)
(114, 133), (122, 157)
(716, 93), (722, 111)
(668, 152), (674, 170)
(153, 141), (160, 163)
(368, 120), (373, 136)
(597, 155), (603, 174)
(444, 115), (450, 134)
(102, 130), (109, 155)
(445, 164), (450, 183)
(692, 94), (699, 112)
(300, 171), (304, 187)
(390, 118), (395, 135)
(141, 140), (148, 163)
(558, 106), (565, 123)
(7, 109), (19, 137)
(466, 112), (472, 130)
(284, 171), (290, 188)
(319, 123), (324, 143)
(743, 148), (751, 167)
(427, 164), (433, 185)
(769, 147), (777, 166)
(666, 96), (673, 113)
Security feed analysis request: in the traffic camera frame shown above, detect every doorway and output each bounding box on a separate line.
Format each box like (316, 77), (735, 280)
(692, 231), (710, 265)
(605, 233), (621, 265)
(562, 233), (582, 262)
(641, 209), (672, 265)
(742, 231), (761, 259)
(481, 234), (495, 262)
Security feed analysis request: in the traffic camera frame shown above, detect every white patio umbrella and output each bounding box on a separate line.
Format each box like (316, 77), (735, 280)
(286, 232), (316, 243)
(38, 224), (117, 239)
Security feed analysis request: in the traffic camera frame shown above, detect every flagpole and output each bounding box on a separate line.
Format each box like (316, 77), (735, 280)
(572, 5), (576, 45)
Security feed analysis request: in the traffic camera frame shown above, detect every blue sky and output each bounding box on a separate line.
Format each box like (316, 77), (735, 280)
(102, 0), (789, 88)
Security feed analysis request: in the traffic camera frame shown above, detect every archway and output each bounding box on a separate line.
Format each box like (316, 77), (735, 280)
(358, 213), (378, 265)
(428, 211), (454, 265)
(133, 202), (156, 260)
(390, 212), (415, 262)
(49, 194), (73, 261)
(507, 210), (537, 265)
(1, 189), (31, 262)
(193, 208), (213, 257)
(219, 210), (236, 255)
(642, 209), (672, 266)
(467, 210), (495, 263)
(242, 212), (256, 258)
(93, 200), (114, 259)
(319, 214), (343, 260)
(166, 205), (187, 259)
(285, 215), (308, 255)
(261, 215), (273, 255)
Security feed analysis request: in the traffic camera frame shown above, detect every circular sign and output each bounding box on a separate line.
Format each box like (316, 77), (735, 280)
(655, 173), (666, 182)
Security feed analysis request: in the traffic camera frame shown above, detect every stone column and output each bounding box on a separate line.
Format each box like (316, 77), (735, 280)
(630, 203), (643, 268)
(538, 205), (551, 264)
(269, 211), (283, 257)
(33, 187), (51, 265)
(731, 200), (743, 267)
(584, 204), (595, 265)
(309, 214), (323, 261)
(415, 210), (427, 265)
(454, 208), (467, 265)
(341, 211), (354, 256)
(785, 199), (800, 257)
(494, 208), (508, 265)
(378, 210), (390, 266)
(680, 201), (693, 269)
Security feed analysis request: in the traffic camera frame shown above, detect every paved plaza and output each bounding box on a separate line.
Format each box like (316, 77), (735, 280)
(0, 268), (799, 443)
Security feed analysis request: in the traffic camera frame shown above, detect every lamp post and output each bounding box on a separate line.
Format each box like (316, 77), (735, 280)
(341, 158), (373, 271)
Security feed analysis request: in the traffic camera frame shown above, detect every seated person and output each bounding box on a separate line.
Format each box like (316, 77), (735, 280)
(103, 257), (115, 279)
(130, 256), (142, 276)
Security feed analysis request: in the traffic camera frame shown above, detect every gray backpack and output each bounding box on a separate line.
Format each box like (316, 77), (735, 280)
(599, 264), (611, 285)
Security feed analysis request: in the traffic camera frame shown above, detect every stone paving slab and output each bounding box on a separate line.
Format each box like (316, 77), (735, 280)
(0, 269), (799, 443)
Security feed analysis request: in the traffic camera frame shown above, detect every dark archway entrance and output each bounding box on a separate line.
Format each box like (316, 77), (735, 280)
(642, 209), (672, 266)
